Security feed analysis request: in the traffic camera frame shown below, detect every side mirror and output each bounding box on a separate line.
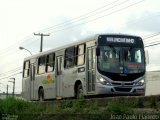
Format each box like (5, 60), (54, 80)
(96, 47), (100, 56)
(145, 50), (149, 64)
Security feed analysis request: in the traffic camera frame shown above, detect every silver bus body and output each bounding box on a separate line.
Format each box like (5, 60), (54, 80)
(22, 34), (145, 100)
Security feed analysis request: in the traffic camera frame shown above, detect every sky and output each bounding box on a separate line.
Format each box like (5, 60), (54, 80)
(0, 0), (160, 94)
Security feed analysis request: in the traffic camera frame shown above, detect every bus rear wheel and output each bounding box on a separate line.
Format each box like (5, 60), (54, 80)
(76, 84), (83, 99)
(39, 88), (44, 101)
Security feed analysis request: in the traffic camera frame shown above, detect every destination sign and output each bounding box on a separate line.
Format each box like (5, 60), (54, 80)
(106, 37), (135, 44)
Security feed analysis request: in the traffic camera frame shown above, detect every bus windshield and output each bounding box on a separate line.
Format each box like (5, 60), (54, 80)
(97, 46), (145, 74)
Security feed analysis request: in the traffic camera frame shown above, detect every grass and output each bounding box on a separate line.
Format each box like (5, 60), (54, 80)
(0, 96), (160, 120)
(0, 97), (28, 114)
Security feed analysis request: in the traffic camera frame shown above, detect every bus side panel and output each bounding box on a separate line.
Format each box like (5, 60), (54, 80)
(22, 78), (31, 100)
(44, 73), (56, 99)
(63, 67), (77, 98)
(62, 65), (86, 98)
(75, 66), (86, 95)
(34, 74), (45, 100)
(35, 73), (56, 100)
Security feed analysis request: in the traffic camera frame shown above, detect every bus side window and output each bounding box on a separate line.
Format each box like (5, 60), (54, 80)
(46, 53), (55, 72)
(135, 50), (142, 63)
(64, 47), (75, 68)
(77, 44), (85, 66)
(23, 61), (30, 78)
(38, 56), (46, 74)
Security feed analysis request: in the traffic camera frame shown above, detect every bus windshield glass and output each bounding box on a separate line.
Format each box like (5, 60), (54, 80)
(98, 46), (145, 74)
(97, 35), (145, 74)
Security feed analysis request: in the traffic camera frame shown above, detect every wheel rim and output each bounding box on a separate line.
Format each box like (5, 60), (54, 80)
(39, 89), (44, 101)
(39, 94), (43, 101)
(77, 84), (83, 98)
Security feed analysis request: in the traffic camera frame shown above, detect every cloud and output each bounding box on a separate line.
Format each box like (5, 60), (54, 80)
(125, 12), (160, 33)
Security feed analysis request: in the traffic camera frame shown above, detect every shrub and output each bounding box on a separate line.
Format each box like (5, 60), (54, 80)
(0, 97), (28, 115)
(106, 102), (133, 115)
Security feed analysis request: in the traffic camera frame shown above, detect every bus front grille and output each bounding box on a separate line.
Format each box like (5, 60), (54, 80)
(114, 87), (132, 92)
(111, 82), (134, 86)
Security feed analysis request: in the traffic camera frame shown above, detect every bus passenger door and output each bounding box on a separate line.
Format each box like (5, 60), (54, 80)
(55, 56), (63, 99)
(30, 63), (35, 100)
(86, 47), (96, 93)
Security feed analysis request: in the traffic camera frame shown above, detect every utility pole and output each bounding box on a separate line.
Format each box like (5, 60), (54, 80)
(9, 78), (15, 97)
(7, 84), (8, 98)
(34, 33), (50, 52)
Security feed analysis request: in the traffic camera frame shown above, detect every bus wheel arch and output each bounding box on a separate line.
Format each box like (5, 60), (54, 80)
(38, 86), (44, 101)
(74, 80), (83, 98)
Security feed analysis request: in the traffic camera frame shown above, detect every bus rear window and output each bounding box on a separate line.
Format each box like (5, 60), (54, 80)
(23, 61), (30, 78)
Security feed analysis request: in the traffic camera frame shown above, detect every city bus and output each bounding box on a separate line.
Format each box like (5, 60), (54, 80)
(22, 34), (146, 101)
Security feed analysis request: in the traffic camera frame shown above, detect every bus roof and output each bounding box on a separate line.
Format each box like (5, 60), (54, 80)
(24, 35), (96, 61)
(23, 33), (142, 61)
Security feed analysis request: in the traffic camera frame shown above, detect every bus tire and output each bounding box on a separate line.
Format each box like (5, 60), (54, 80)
(76, 84), (83, 99)
(39, 88), (44, 101)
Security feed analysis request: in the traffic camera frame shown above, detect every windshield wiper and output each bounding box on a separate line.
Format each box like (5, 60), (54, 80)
(108, 45), (121, 63)
(119, 51), (120, 62)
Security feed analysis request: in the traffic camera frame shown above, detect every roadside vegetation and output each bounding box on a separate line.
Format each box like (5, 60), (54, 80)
(0, 96), (160, 120)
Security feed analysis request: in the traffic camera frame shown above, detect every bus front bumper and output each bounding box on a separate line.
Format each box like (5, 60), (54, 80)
(96, 83), (145, 96)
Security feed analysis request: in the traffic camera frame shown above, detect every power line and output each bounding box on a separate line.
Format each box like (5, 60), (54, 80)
(0, 35), (34, 54)
(145, 42), (160, 48)
(37, 0), (128, 33)
(0, 32), (159, 81)
(0, 82), (6, 87)
(143, 32), (160, 40)
(0, 0), (145, 62)
(0, 1), (121, 55)
(48, 0), (133, 33)
(0, 48), (20, 58)
(0, 69), (22, 80)
(144, 39), (160, 45)
(142, 32), (160, 38)
(27, 0), (143, 36)
(48, 0), (144, 34)
(0, 66), (22, 76)
(0, 36), (36, 58)
(18, 0), (144, 50)
(124, 12), (160, 30)
(2, 33), (158, 80)
(0, 0), (144, 58)
(36, 0), (121, 33)
(143, 32), (160, 46)
(143, 32), (160, 47)
(0, 0), (149, 71)
(0, 72), (22, 81)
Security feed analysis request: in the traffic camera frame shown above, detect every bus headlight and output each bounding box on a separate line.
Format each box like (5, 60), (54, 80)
(97, 75), (111, 85)
(135, 79), (145, 86)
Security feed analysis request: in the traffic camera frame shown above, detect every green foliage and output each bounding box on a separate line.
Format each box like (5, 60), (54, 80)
(0, 97), (28, 115)
(89, 101), (99, 110)
(0, 96), (159, 120)
(134, 98), (144, 108)
(61, 100), (73, 109)
(72, 98), (86, 112)
(149, 96), (157, 108)
(106, 102), (133, 115)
